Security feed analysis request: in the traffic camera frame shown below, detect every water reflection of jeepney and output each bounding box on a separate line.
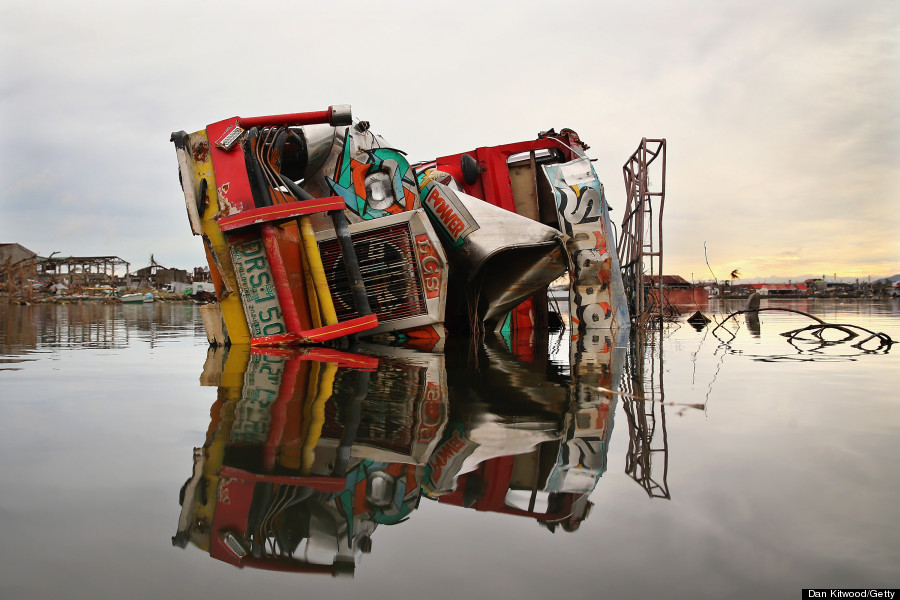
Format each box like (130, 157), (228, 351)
(170, 106), (629, 349)
(421, 334), (622, 532)
(175, 331), (632, 574)
(173, 345), (448, 575)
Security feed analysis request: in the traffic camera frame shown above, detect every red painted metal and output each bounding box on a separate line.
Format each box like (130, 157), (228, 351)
(209, 476), (255, 567)
(261, 227), (303, 334)
(300, 313), (379, 343)
(206, 118), (256, 214)
(430, 134), (582, 332)
(209, 468), (345, 572)
(237, 108), (332, 129)
(434, 137), (579, 208)
(247, 313), (380, 347)
(249, 331), (308, 346)
(217, 197), (345, 232)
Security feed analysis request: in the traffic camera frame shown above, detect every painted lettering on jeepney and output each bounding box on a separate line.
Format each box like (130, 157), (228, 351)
(426, 188), (465, 237)
(420, 183), (479, 246)
(555, 184), (601, 234)
(229, 239), (286, 337)
(414, 234), (442, 299)
(544, 159), (626, 330)
(564, 215), (614, 330)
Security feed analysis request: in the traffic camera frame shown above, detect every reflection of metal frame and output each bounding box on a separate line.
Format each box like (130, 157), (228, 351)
(622, 397), (670, 500)
(315, 210), (447, 336)
(621, 329), (670, 499)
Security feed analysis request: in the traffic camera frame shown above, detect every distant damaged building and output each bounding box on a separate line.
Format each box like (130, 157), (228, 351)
(1, 243), (38, 293)
(39, 255), (130, 288)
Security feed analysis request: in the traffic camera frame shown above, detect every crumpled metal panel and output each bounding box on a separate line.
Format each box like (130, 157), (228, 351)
(420, 180), (567, 322)
(543, 158), (630, 330)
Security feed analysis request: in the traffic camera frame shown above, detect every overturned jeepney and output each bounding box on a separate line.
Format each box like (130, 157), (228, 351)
(171, 105), (629, 347)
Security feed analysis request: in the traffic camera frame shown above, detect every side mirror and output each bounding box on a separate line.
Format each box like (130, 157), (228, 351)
(460, 153), (481, 186)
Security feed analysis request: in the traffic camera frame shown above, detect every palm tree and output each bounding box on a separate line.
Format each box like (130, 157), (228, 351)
(730, 269), (741, 287)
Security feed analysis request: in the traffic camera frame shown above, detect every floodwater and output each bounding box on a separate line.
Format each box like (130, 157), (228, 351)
(0, 299), (898, 599)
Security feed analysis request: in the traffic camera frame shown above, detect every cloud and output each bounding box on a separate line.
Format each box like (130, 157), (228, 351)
(0, 0), (897, 278)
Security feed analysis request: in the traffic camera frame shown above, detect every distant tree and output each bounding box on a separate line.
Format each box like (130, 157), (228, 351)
(730, 269), (741, 286)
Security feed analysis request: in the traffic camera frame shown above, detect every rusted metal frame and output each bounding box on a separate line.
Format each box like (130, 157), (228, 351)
(619, 154), (644, 319)
(638, 141), (654, 320)
(619, 138), (667, 327)
(644, 140), (666, 323)
(655, 141), (666, 322)
(637, 148), (650, 320)
(37, 255), (129, 287)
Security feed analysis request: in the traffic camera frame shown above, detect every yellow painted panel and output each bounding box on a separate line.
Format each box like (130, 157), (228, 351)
(187, 130), (251, 344)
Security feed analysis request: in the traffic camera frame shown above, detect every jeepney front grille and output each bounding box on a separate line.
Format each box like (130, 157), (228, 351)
(319, 222), (427, 323)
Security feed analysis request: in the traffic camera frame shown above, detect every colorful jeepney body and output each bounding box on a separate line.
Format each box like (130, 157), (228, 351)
(172, 107), (446, 347)
(414, 128), (630, 335)
(172, 107), (628, 347)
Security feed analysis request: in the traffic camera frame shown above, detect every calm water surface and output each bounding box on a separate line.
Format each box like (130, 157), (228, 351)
(1, 299), (898, 599)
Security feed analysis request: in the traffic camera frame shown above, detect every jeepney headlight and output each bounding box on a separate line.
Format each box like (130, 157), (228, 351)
(364, 171), (394, 210)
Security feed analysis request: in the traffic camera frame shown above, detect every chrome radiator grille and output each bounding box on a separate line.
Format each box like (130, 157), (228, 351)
(318, 222), (427, 323)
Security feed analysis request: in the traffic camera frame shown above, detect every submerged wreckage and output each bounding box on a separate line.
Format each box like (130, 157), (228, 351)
(171, 105), (637, 346)
(169, 106), (671, 574)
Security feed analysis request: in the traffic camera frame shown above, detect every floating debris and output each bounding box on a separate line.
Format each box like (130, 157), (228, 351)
(686, 311), (711, 327)
(712, 307), (894, 353)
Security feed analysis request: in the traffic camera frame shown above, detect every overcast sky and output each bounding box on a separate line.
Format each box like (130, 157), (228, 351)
(1, 0), (897, 282)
